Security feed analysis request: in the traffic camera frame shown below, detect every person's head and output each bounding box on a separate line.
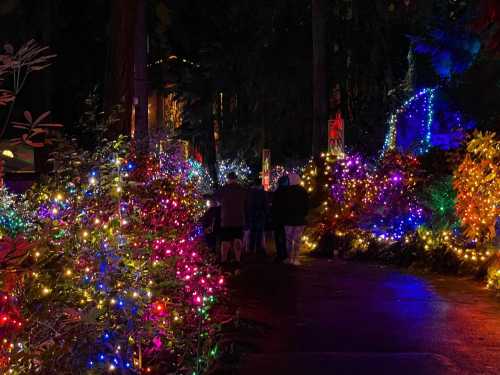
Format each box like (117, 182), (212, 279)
(288, 172), (301, 186)
(226, 171), (238, 184)
(277, 175), (289, 188)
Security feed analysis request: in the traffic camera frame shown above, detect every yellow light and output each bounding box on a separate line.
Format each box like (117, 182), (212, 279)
(65, 269), (72, 276)
(1, 149), (14, 158)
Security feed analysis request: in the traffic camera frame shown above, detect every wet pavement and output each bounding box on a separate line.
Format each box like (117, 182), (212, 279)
(228, 256), (500, 375)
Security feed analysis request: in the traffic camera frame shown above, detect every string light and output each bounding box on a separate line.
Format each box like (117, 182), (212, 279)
(383, 88), (436, 155)
(0, 138), (225, 373)
(301, 148), (498, 292)
(453, 131), (500, 244)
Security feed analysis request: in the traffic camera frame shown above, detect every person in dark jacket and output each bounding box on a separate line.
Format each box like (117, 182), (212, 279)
(282, 173), (309, 265)
(246, 177), (267, 256)
(214, 172), (247, 264)
(272, 175), (289, 262)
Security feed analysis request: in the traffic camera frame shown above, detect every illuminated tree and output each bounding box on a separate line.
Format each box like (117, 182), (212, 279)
(366, 152), (425, 241)
(453, 131), (500, 244)
(419, 176), (458, 231)
(0, 137), (224, 374)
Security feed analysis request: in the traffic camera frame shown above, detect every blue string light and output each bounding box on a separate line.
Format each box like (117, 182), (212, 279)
(383, 87), (436, 156)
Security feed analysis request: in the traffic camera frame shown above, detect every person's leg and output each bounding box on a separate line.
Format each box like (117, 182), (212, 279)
(249, 226), (257, 253)
(221, 241), (231, 263)
(291, 226), (305, 265)
(285, 226), (294, 261)
(275, 225), (286, 260)
(243, 229), (250, 253)
(256, 224), (265, 256)
(233, 238), (243, 262)
(289, 227), (298, 264)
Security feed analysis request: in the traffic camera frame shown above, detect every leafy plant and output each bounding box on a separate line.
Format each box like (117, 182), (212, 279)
(10, 111), (63, 148)
(453, 131), (500, 244)
(0, 40), (57, 138)
(419, 176), (458, 230)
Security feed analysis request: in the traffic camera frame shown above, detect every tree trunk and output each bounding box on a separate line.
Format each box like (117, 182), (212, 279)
(104, 0), (137, 137)
(133, 0), (149, 155)
(312, 0), (328, 155)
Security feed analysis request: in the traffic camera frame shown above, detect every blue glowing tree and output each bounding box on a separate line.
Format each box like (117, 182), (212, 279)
(383, 88), (473, 155)
(366, 152), (425, 241)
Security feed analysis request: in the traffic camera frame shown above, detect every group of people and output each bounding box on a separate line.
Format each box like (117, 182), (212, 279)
(203, 171), (309, 266)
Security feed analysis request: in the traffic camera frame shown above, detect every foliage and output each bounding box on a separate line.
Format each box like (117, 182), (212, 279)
(304, 138), (499, 289)
(0, 40), (57, 139)
(0, 138), (225, 374)
(0, 188), (33, 238)
(269, 164), (304, 191)
(302, 151), (425, 252)
(160, 0), (314, 162)
(364, 152), (425, 241)
(217, 159), (252, 186)
(10, 111), (63, 148)
(411, 23), (480, 79)
(187, 159), (214, 194)
(418, 176), (458, 231)
(453, 131), (500, 244)
(487, 255), (500, 290)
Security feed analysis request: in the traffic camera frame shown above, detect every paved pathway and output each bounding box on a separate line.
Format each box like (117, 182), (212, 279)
(229, 256), (500, 375)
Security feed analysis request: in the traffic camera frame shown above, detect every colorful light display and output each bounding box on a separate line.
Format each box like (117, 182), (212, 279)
(367, 152), (425, 241)
(383, 88), (436, 155)
(302, 140), (498, 290)
(454, 131), (500, 244)
(217, 159), (252, 186)
(383, 87), (474, 156)
(0, 137), (225, 374)
(270, 164), (304, 191)
(487, 258), (500, 290)
(0, 188), (33, 238)
(302, 151), (425, 243)
(419, 176), (458, 231)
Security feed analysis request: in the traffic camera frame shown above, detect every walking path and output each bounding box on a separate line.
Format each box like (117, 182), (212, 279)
(228, 255), (500, 375)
